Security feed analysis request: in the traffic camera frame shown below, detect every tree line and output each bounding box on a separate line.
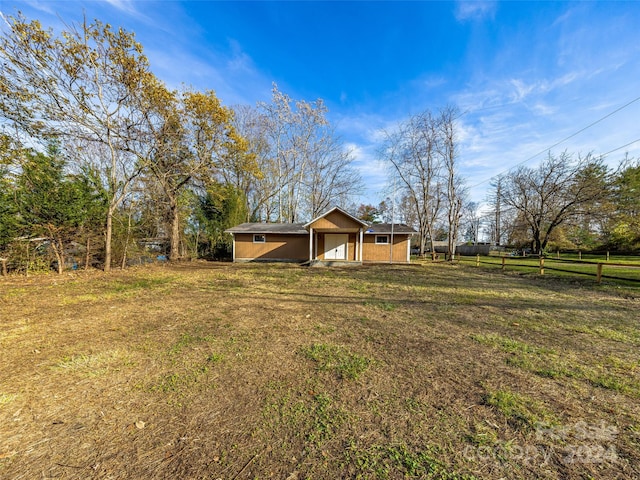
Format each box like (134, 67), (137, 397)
(1, 13), (637, 274)
(0, 14), (361, 273)
(486, 152), (639, 254)
(361, 114), (638, 257)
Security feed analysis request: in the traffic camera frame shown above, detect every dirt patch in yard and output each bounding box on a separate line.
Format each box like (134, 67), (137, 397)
(1, 261), (638, 479)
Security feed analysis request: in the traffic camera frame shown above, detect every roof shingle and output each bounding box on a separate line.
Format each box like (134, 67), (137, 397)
(225, 223), (308, 235)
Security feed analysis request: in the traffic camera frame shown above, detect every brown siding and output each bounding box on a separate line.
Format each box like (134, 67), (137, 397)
(362, 234), (410, 263)
(234, 233), (308, 261)
(309, 210), (363, 231)
(316, 234), (324, 259)
(349, 233), (357, 261)
(232, 230), (411, 263)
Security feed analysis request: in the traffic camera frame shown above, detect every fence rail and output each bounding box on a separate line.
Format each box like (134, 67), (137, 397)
(461, 254), (640, 285)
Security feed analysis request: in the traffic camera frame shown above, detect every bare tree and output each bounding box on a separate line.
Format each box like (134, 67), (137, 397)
(486, 175), (505, 245)
(439, 106), (466, 260)
(258, 85), (314, 222)
(257, 84), (360, 222)
(461, 201), (482, 244)
(304, 130), (362, 218)
(382, 111), (444, 257)
(500, 151), (609, 254)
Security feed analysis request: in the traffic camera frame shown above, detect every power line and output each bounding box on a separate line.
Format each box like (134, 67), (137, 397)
(467, 94), (640, 189)
(599, 138), (640, 158)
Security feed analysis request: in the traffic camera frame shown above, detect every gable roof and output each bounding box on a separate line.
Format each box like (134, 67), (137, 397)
(225, 223), (307, 235)
(303, 206), (369, 229)
(365, 223), (416, 235)
(225, 207), (417, 236)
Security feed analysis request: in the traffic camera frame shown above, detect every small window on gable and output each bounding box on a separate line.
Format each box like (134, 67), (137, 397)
(253, 234), (266, 243)
(375, 235), (389, 244)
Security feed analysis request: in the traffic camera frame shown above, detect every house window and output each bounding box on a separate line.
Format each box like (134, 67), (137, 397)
(253, 234), (266, 243)
(375, 235), (389, 244)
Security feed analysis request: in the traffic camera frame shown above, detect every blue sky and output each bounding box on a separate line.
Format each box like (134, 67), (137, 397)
(3, 1), (640, 207)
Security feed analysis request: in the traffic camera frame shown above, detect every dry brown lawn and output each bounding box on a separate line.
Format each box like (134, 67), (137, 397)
(1, 261), (638, 479)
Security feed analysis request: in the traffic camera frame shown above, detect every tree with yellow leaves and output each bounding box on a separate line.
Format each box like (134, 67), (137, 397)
(0, 13), (156, 270)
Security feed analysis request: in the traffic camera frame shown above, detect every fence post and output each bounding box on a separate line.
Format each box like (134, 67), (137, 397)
(0, 258), (6, 276)
(476, 254), (480, 267)
(556, 250), (560, 259)
(578, 250), (582, 260)
(597, 263), (603, 284)
(606, 251), (610, 261)
(501, 256), (506, 271)
(539, 256), (545, 275)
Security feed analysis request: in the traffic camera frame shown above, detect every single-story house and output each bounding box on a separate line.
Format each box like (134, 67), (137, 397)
(225, 206), (416, 264)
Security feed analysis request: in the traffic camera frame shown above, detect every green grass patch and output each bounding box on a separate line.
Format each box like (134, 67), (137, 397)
(262, 384), (347, 446)
(364, 299), (397, 311)
(472, 332), (640, 397)
(345, 442), (478, 479)
(465, 422), (500, 447)
(470, 333), (555, 355)
(483, 388), (557, 430)
(149, 363), (213, 394)
(168, 330), (216, 357)
(301, 343), (372, 380)
(565, 324), (640, 344)
(0, 393), (17, 406)
(206, 353), (224, 363)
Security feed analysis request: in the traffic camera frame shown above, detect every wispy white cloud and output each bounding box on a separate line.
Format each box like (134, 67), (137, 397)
(346, 141), (389, 202)
(103, 0), (136, 15)
(12, 1), (56, 15)
(226, 39), (256, 74)
(423, 76), (447, 89)
(454, 1), (497, 22)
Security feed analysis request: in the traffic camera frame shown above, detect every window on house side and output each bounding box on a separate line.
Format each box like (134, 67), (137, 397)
(375, 235), (389, 244)
(253, 234), (266, 243)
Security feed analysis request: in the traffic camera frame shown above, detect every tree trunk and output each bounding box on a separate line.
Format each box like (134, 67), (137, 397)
(25, 241), (29, 277)
(169, 198), (181, 262)
(52, 240), (64, 274)
(427, 225), (437, 260)
(84, 235), (91, 270)
(533, 237), (542, 256)
(47, 226), (64, 274)
(104, 207), (114, 272)
(0, 258), (7, 276)
(121, 208), (133, 270)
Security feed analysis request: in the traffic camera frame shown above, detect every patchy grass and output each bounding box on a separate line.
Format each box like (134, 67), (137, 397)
(345, 442), (477, 479)
(482, 388), (558, 431)
(53, 349), (132, 377)
(470, 333), (556, 355)
(301, 343), (372, 380)
(0, 393), (17, 406)
(0, 261), (638, 479)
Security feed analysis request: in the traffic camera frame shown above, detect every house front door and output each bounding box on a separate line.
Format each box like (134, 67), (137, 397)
(324, 234), (348, 260)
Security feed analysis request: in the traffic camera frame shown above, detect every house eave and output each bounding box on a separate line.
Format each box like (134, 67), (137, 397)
(303, 206), (369, 229)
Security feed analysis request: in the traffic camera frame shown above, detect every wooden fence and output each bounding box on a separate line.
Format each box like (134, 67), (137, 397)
(464, 255), (640, 285)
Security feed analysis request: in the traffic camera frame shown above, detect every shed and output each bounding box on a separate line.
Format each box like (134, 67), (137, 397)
(225, 206), (416, 264)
